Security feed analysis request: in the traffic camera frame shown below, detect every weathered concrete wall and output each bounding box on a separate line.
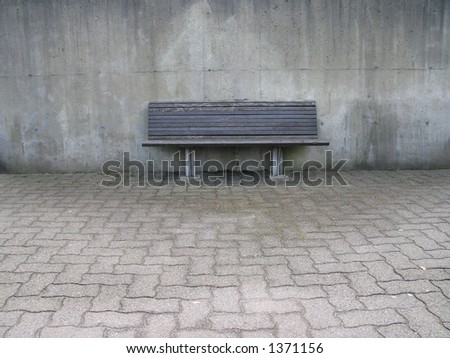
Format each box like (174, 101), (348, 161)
(1, 0), (449, 173)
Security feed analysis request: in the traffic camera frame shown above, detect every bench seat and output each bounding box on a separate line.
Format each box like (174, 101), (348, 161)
(142, 101), (329, 177)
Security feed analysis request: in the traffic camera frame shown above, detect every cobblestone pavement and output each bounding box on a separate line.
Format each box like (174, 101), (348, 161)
(0, 170), (449, 338)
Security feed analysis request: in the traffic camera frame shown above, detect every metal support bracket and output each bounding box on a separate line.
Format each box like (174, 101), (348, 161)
(184, 147), (196, 177)
(270, 146), (286, 179)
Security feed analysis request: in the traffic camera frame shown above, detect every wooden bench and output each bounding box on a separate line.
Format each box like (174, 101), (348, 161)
(142, 101), (329, 177)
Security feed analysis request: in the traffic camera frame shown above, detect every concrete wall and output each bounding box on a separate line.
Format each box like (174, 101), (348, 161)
(1, 0), (449, 173)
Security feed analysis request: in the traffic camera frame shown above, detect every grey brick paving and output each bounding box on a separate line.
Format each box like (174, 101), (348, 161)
(397, 306), (450, 337)
(338, 309), (406, 327)
(359, 293), (424, 310)
(312, 325), (382, 338)
(376, 323), (419, 338)
(142, 314), (177, 337)
(83, 312), (144, 328)
(40, 326), (106, 338)
(303, 298), (340, 329)
(0, 171), (449, 337)
(324, 284), (364, 311)
(4, 312), (53, 337)
(179, 300), (211, 329)
(212, 287), (241, 312)
(273, 313), (309, 337)
(210, 313), (274, 331)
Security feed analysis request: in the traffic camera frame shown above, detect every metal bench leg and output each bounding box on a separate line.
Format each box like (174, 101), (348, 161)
(271, 146), (284, 178)
(185, 147), (196, 177)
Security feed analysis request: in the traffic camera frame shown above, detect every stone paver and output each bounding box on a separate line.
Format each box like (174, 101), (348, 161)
(0, 170), (449, 337)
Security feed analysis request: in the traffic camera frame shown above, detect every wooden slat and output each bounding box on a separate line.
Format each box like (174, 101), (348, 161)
(149, 126), (317, 131)
(148, 126), (318, 131)
(148, 101), (316, 108)
(149, 121), (318, 127)
(148, 130), (318, 136)
(150, 114), (316, 119)
(148, 123), (318, 129)
(149, 109), (316, 116)
(143, 136), (329, 146)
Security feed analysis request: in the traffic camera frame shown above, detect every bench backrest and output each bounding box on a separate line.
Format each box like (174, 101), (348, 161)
(148, 101), (318, 138)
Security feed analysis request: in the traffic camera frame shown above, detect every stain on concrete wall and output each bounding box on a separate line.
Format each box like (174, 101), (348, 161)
(0, 0), (449, 173)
